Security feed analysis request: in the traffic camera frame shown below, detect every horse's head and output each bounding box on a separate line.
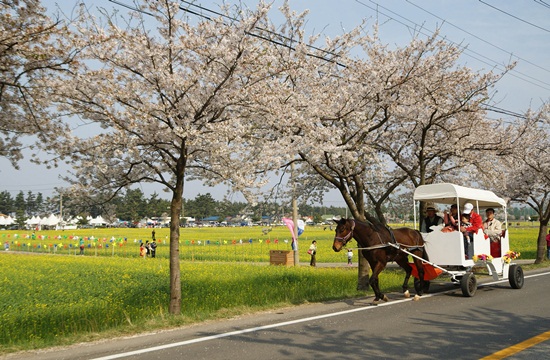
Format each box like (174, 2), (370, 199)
(332, 218), (355, 252)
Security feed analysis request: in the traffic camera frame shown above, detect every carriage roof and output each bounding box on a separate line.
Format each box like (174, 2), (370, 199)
(413, 183), (507, 208)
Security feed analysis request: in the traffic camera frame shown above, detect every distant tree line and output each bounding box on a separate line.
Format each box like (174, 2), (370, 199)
(0, 189), (350, 224)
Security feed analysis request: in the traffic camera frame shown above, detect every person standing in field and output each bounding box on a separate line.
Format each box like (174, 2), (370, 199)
(546, 229), (550, 260)
(308, 240), (317, 267)
(79, 238), (85, 255)
(139, 243), (146, 258)
(347, 248), (353, 266)
(150, 240), (157, 258)
(152, 229), (156, 241)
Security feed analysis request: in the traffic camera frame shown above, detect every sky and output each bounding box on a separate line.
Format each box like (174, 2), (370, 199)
(1, 0), (549, 205)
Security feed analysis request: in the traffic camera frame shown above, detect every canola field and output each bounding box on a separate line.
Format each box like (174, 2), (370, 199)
(0, 224), (540, 353)
(0, 225), (347, 262)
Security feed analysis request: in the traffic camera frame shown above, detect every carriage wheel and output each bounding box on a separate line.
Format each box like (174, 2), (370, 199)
(508, 264), (524, 289)
(460, 272), (477, 297)
(414, 278), (430, 293)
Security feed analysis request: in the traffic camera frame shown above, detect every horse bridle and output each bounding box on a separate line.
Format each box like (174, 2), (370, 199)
(334, 220), (355, 245)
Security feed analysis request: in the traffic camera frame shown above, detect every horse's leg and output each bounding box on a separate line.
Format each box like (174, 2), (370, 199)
(412, 252), (426, 297)
(369, 260), (389, 304)
(395, 254), (413, 298)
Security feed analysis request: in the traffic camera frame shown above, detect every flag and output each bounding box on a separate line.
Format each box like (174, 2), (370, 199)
(297, 219), (305, 236)
(282, 217), (306, 250)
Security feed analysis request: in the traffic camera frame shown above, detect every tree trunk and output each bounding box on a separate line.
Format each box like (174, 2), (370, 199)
(535, 221), (548, 264)
(357, 251), (370, 291)
(169, 157), (186, 314)
(169, 190), (182, 314)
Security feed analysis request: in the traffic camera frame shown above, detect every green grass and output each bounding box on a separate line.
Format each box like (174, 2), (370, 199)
(0, 224), (544, 354)
(506, 225), (541, 259)
(0, 253), (369, 352)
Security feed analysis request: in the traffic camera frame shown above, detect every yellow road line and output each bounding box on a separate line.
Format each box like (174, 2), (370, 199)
(480, 330), (550, 359)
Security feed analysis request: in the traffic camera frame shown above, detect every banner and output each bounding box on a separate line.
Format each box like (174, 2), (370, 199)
(282, 218), (306, 250)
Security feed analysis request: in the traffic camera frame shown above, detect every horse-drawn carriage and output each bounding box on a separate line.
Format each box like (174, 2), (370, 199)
(413, 183), (524, 297)
(332, 183), (524, 303)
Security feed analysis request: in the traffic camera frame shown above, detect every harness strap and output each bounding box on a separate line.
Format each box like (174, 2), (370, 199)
(386, 226), (397, 244)
(351, 243), (392, 251)
(352, 242), (425, 252)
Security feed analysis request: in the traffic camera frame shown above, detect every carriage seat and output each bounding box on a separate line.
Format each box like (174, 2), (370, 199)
(490, 229), (506, 258)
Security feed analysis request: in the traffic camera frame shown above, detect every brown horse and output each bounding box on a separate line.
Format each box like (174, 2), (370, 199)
(332, 218), (428, 303)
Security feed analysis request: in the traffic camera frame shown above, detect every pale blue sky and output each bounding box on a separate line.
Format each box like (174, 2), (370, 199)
(2, 0), (549, 204)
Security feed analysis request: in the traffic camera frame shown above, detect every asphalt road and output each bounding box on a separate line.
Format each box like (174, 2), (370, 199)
(4, 267), (550, 360)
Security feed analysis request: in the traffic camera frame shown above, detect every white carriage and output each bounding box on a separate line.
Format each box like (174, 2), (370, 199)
(411, 183), (524, 297)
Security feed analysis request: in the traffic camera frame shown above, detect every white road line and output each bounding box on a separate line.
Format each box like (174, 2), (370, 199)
(91, 271), (550, 360)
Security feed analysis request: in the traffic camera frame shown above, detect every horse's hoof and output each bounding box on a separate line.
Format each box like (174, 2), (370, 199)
(372, 299), (380, 305)
(404, 290), (410, 298)
(413, 294), (421, 301)
(383, 295), (389, 302)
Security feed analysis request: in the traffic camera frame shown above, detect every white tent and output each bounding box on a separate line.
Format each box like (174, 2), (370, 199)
(41, 214), (60, 226)
(26, 216), (41, 225)
(66, 216), (79, 225)
(90, 216), (107, 225)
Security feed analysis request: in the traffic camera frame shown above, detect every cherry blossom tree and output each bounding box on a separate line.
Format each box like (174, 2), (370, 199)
(369, 34), (513, 219)
(0, 0), (73, 166)
(45, 0), (295, 314)
(503, 103), (550, 263)
(269, 28), (512, 225)
(258, 26), (514, 288)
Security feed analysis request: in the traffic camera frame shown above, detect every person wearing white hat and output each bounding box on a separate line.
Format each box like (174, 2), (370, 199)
(460, 203), (482, 259)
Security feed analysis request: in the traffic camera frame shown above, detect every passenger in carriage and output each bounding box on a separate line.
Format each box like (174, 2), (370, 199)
(460, 203), (482, 259)
(421, 206), (443, 233)
(484, 208), (502, 257)
(460, 214), (471, 228)
(443, 204), (459, 231)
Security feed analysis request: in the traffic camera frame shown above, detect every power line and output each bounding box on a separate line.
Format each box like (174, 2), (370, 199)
(406, 0), (550, 76)
(534, 0), (550, 10)
(108, 0), (346, 67)
(479, 0), (550, 33)
(354, 0), (550, 91)
(481, 104), (527, 119)
(182, 0), (349, 65)
(105, 0), (529, 119)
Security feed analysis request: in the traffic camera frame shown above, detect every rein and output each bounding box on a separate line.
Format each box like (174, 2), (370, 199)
(351, 242), (426, 252)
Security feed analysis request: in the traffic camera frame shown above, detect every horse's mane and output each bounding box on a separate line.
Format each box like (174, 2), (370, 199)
(353, 218), (386, 233)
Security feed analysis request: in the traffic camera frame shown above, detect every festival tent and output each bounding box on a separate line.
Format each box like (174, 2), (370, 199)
(65, 216), (79, 225)
(41, 214), (60, 226)
(89, 215), (107, 225)
(26, 216), (41, 226)
(0, 215), (14, 226)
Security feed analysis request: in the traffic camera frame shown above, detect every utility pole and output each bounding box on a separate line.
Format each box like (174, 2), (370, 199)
(59, 193), (63, 230)
(291, 162), (299, 266)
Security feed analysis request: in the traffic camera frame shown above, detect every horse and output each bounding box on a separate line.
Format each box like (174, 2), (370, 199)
(332, 218), (429, 304)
